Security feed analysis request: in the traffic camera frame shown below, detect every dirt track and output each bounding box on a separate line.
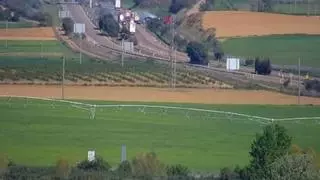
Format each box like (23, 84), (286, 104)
(202, 11), (320, 37)
(0, 85), (319, 105)
(0, 27), (56, 40)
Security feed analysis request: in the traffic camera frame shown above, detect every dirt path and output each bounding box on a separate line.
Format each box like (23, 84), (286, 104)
(0, 85), (319, 105)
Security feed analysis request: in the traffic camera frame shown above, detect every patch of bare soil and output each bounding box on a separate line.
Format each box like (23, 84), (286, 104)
(202, 11), (320, 37)
(0, 27), (56, 40)
(0, 85), (319, 105)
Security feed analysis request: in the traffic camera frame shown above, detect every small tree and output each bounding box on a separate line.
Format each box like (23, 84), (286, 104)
(186, 41), (208, 65)
(77, 156), (111, 172)
(268, 154), (320, 180)
(132, 152), (166, 178)
(247, 123), (292, 179)
(219, 167), (239, 180)
(166, 164), (190, 177)
(98, 13), (119, 37)
(255, 57), (272, 75)
(62, 17), (74, 35)
(117, 160), (132, 178)
(55, 158), (70, 179)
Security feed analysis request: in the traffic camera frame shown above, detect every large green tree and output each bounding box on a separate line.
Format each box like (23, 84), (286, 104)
(248, 123), (292, 179)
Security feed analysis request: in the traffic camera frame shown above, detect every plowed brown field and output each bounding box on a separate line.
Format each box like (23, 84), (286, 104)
(0, 27), (56, 40)
(1, 85), (319, 105)
(202, 11), (320, 38)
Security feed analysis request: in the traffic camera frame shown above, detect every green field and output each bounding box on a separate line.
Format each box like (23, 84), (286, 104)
(0, 40), (67, 53)
(222, 35), (320, 67)
(0, 21), (36, 29)
(1, 98), (320, 171)
(213, 0), (320, 15)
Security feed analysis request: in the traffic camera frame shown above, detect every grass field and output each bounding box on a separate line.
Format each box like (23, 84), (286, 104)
(0, 40), (67, 53)
(0, 97), (320, 171)
(222, 35), (320, 67)
(0, 21), (36, 29)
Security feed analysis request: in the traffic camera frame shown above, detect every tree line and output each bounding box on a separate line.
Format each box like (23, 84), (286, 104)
(1, 123), (319, 179)
(0, 0), (53, 26)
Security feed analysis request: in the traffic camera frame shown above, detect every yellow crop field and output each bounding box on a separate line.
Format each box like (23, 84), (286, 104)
(202, 11), (320, 38)
(0, 27), (56, 40)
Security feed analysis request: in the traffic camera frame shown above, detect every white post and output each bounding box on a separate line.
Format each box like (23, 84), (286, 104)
(62, 56), (65, 100)
(298, 58), (301, 105)
(5, 20), (8, 49)
(41, 41), (43, 58)
(80, 33), (82, 64)
(121, 38), (124, 67)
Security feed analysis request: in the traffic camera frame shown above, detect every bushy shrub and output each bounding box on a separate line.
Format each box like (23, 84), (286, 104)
(55, 158), (70, 179)
(219, 167), (239, 180)
(254, 57), (272, 75)
(62, 17), (74, 35)
(166, 164), (190, 177)
(304, 79), (320, 92)
(132, 152), (166, 177)
(117, 160), (132, 178)
(186, 41), (208, 65)
(98, 13), (119, 37)
(76, 156), (111, 172)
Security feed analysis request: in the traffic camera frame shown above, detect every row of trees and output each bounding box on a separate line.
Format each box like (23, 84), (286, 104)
(0, 0), (52, 26)
(1, 124), (319, 179)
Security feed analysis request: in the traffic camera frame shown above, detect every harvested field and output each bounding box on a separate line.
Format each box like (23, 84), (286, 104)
(0, 27), (56, 40)
(1, 85), (319, 105)
(202, 11), (320, 38)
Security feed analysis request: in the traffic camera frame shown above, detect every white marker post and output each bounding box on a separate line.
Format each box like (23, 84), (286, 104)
(73, 23), (86, 64)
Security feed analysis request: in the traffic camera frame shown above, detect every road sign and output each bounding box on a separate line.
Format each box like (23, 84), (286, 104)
(88, 150), (95, 162)
(226, 58), (240, 71)
(73, 23), (85, 34)
(115, 0), (121, 8)
(123, 41), (134, 52)
(58, 10), (70, 18)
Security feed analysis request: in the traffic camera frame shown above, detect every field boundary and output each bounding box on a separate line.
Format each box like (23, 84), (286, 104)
(1, 95), (320, 124)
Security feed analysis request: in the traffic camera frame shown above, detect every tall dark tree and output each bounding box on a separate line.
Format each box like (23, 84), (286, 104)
(186, 41), (208, 65)
(98, 13), (119, 37)
(62, 17), (74, 35)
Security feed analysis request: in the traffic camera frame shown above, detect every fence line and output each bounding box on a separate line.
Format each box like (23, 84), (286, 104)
(0, 95), (320, 123)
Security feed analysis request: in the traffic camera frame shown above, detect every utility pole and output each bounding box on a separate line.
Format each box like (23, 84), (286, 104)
(5, 20), (8, 49)
(62, 56), (65, 100)
(307, 0), (310, 16)
(170, 15), (176, 89)
(121, 38), (124, 67)
(79, 33), (83, 64)
(298, 58), (301, 105)
(41, 41), (43, 58)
